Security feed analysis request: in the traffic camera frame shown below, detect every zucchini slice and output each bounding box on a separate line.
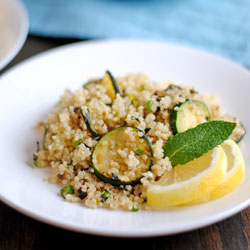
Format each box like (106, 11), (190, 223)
(91, 126), (153, 186)
(170, 100), (210, 134)
(74, 107), (100, 139)
(102, 70), (121, 100)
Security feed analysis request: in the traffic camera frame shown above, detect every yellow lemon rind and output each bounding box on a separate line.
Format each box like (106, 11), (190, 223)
(184, 139), (245, 205)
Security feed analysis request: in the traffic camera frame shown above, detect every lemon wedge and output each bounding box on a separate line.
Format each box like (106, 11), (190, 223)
(184, 139), (245, 205)
(147, 146), (227, 206)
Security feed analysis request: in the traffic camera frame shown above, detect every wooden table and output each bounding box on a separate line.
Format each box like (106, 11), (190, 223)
(0, 35), (249, 250)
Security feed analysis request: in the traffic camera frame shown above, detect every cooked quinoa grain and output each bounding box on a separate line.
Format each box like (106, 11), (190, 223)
(34, 72), (245, 210)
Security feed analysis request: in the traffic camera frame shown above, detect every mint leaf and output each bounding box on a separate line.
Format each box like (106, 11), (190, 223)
(163, 121), (236, 167)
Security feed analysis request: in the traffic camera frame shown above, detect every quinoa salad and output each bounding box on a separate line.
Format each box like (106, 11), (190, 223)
(33, 71), (245, 211)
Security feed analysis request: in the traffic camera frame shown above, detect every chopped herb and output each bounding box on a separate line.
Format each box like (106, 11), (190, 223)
(60, 185), (74, 199)
(132, 204), (139, 212)
(33, 153), (38, 167)
(235, 122), (246, 143)
(115, 111), (120, 118)
(131, 116), (140, 123)
(190, 89), (198, 94)
(101, 190), (110, 202)
(146, 100), (154, 111)
(67, 160), (73, 165)
(156, 96), (162, 102)
(140, 84), (145, 91)
(111, 173), (119, 181)
(57, 174), (64, 179)
(33, 141), (40, 167)
(36, 141), (40, 152)
(43, 126), (48, 149)
(135, 148), (145, 156)
(75, 107), (100, 139)
(73, 107), (78, 113)
(132, 98), (138, 106)
(166, 84), (182, 91)
(72, 138), (84, 148)
(78, 191), (87, 200)
(127, 95), (138, 106)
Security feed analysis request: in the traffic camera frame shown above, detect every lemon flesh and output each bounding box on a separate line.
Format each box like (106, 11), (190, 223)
(185, 139), (245, 205)
(147, 146), (227, 206)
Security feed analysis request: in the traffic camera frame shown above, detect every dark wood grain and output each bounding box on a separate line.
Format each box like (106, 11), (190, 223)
(0, 35), (249, 250)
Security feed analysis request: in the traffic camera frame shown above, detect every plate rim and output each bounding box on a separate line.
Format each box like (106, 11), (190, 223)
(1, 192), (250, 237)
(0, 39), (249, 237)
(0, 0), (29, 70)
(1, 38), (250, 81)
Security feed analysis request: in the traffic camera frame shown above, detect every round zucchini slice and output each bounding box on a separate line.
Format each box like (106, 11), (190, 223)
(91, 126), (153, 186)
(170, 100), (210, 134)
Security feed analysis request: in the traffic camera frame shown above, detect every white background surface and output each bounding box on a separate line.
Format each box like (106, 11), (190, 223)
(0, 40), (249, 237)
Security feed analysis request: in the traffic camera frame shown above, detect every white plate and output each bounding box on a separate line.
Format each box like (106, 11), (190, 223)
(0, 0), (28, 70)
(0, 40), (249, 237)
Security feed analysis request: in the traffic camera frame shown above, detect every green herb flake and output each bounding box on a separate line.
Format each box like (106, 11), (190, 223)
(127, 95), (138, 106)
(131, 116), (140, 123)
(135, 148), (145, 156)
(132, 98), (138, 106)
(33, 153), (38, 167)
(67, 160), (73, 166)
(146, 100), (154, 111)
(140, 84), (145, 91)
(101, 190), (110, 202)
(115, 111), (120, 118)
(78, 108), (100, 139)
(163, 120), (236, 167)
(43, 126), (48, 149)
(132, 204), (139, 212)
(60, 185), (75, 199)
(72, 138), (84, 148)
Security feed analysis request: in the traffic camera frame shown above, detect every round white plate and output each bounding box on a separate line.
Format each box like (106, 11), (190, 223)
(0, 0), (28, 70)
(0, 40), (249, 237)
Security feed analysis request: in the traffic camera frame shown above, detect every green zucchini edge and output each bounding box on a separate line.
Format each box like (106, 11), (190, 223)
(106, 70), (121, 95)
(74, 107), (100, 139)
(235, 122), (246, 144)
(170, 100), (210, 135)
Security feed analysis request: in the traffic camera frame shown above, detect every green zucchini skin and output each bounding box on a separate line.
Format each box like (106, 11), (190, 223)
(91, 166), (141, 186)
(235, 122), (246, 144)
(82, 78), (101, 88)
(83, 71), (121, 98)
(170, 100), (210, 135)
(169, 106), (179, 135)
(91, 126), (153, 186)
(74, 107), (100, 139)
(43, 126), (48, 150)
(106, 70), (121, 95)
